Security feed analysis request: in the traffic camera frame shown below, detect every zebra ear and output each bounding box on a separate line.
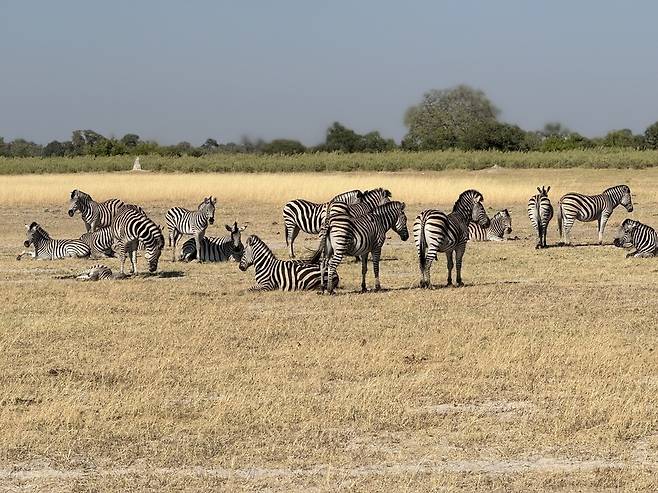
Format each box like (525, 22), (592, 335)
(25, 223), (30, 230)
(70, 190), (77, 199)
(546, 186), (551, 193)
(240, 224), (248, 231)
(212, 197), (217, 205)
(385, 189), (392, 198)
(356, 190), (364, 199)
(537, 187), (542, 194)
(225, 224), (232, 232)
(400, 202), (406, 211)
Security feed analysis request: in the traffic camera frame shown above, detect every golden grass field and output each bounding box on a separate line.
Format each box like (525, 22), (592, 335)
(1, 169), (657, 491)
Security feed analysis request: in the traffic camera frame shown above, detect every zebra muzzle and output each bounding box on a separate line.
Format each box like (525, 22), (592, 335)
(68, 210), (75, 217)
(23, 241), (30, 247)
(208, 218), (215, 224)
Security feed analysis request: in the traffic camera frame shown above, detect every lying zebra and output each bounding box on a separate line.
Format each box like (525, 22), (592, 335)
(239, 235), (338, 291)
(180, 222), (248, 262)
(77, 264), (113, 281)
(468, 209), (513, 241)
(79, 227), (115, 258)
(17, 222), (91, 260)
(613, 219), (658, 257)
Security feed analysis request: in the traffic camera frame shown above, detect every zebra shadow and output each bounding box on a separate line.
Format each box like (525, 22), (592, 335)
(549, 242), (616, 248)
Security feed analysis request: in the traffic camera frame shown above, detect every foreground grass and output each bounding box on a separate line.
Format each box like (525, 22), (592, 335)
(1, 171), (658, 491)
(1, 148), (658, 175)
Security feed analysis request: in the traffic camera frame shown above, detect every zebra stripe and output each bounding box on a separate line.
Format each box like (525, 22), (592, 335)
(283, 189), (363, 258)
(180, 222), (247, 262)
(313, 200), (409, 294)
(468, 209), (512, 241)
(68, 190), (124, 232)
(557, 185), (633, 245)
(166, 196), (217, 262)
(111, 206), (165, 274)
(79, 227), (115, 258)
(414, 190), (490, 289)
(77, 264), (113, 281)
(239, 235), (338, 291)
(613, 219), (658, 257)
(527, 186), (554, 249)
(18, 222), (91, 260)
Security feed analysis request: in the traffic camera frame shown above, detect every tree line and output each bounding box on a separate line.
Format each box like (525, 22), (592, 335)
(2, 85), (658, 158)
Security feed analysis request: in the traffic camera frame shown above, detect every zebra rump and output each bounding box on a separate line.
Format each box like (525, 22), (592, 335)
(79, 227), (115, 258)
(613, 219), (658, 257)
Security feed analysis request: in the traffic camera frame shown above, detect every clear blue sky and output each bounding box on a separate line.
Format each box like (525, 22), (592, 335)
(2, 0), (658, 145)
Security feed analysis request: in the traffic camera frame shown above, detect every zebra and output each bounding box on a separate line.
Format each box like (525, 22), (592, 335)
(68, 190), (125, 232)
(283, 189), (363, 258)
(311, 201), (409, 294)
(528, 186), (554, 249)
(180, 222), (248, 262)
(557, 185), (633, 245)
(17, 222), (91, 260)
(613, 219), (658, 257)
(79, 227), (115, 258)
(77, 264), (113, 281)
(468, 209), (512, 241)
(239, 234), (339, 291)
(414, 190), (490, 289)
(166, 196), (217, 262)
(111, 206), (165, 274)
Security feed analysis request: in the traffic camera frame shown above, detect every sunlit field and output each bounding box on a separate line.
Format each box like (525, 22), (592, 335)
(1, 169), (657, 491)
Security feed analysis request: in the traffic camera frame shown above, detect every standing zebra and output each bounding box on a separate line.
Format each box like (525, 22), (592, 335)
(613, 219), (658, 257)
(283, 189), (363, 258)
(557, 185), (633, 245)
(111, 206), (165, 274)
(239, 235), (339, 291)
(77, 264), (113, 281)
(311, 201), (409, 294)
(17, 222), (91, 260)
(166, 196), (217, 262)
(528, 186), (554, 249)
(468, 209), (513, 241)
(180, 222), (248, 262)
(68, 190), (124, 232)
(79, 227), (115, 258)
(414, 190), (490, 289)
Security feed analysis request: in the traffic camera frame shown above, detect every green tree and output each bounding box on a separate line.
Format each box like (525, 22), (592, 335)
(324, 122), (362, 152)
(460, 121), (526, 151)
(7, 139), (43, 157)
(602, 129), (644, 148)
(43, 140), (65, 157)
(361, 131), (396, 152)
(540, 122), (571, 137)
(200, 138), (220, 152)
(645, 121), (658, 149)
(403, 85), (500, 150)
(0, 137), (6, 156)
(120, 133), (141, 149)
(262, 139), (306, 155)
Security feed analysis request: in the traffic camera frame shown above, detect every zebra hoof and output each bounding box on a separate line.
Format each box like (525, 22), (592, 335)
(361, 287), (368, 293)
(535, 244), (541, 250)
(455, 282), (464, 288)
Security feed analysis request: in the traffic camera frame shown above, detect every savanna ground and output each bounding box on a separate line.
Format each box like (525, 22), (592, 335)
(1, 169), (657, 492)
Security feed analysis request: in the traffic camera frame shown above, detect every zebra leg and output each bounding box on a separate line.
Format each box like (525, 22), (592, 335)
(360, 254), (368, 292)
(372, 248), (382, 292)
(446, 251), (454, 287)
(598, 214), (610, 245)
(288, 225), (300, 258)
(130, 248), (138, 274)
(563, 217), (574, 246)
(170, 230), (179, 262)
(195, 233), (204, 263)
(327, 255), (342, 295)
(454, 243), (466, 287)
(16, 251), (35, 260)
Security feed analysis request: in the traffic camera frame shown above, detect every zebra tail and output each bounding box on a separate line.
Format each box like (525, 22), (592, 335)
(307, 239), (324, 264)
(557, 202), (563, 236)
(418, 216), (427, 270)
(284, 223), (289, 246)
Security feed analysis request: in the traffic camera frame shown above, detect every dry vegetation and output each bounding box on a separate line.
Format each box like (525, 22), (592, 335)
(1, 169), (657, 491)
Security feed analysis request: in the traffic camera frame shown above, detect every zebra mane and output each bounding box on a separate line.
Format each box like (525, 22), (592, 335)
(246, 235), (275, 258)
(603, 184), (630, 195)
(371, 200), (405, 216)
(29, 222), (51, 239)
(71, 189), (91, 201)
(621, 218), (639, 230)
(453, 189), (483, 213)
(363, 188), (392, 199)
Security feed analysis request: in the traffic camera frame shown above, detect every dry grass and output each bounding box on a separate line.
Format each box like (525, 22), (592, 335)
(1, 170), (658, 491)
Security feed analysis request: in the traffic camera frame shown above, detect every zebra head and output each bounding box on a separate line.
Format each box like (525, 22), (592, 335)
(68, 189), (88, 217)
(226, 221), (248, 257)
(144, 227), (165, 273)
(620, 185), (633, 212)
(239, 235), (258, 271)
(199, 196), (217, 224)
(497, 209), (512, 235)
(24, 222), (47, 247)
(392, 202), (409, 241)
(455, 190), (490, 228)
(361, 188), (392, 208)
(613, 218), (637, 248)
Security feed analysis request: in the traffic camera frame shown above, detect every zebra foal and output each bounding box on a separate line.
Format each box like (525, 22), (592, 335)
(166, 196), (217, 262)
(557, 185), (633, 245)
(17, 222), (91, 260)
(528, 186), (554, 248)
(239, 235), (338, 291)
(613, 219), (658, 257)
(414, 190), (490, 289)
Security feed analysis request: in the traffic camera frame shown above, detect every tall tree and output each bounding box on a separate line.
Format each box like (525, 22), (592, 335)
(644, 121), (658, 149)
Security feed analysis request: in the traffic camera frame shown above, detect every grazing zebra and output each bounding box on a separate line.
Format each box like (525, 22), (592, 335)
(468, 209), (512, 241)
(557, 185), (633, 245)
(414, 190), (490, 289)
(166, 196), (217, 262)
(283, 189), (363, 258)
(17, 222), (91, 260)
(79, 227), (115, 258)
(68, 190), (124, 232)
(77, 264), (113, 281)
(528, 186), (554, 249)
(180, 222), (248, 262)
(613, 219), (658, 257)
(311, 201), (409, 294)
(239, 234), (338, 291)
(111, 206), (165, 274)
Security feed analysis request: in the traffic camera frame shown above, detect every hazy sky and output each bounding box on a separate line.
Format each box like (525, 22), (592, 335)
(2, 1), (658, 145)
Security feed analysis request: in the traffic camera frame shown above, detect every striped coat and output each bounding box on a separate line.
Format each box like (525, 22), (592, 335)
(18, 222), (91, 260)
(68, 190), (124, 232)
(111, 206), (165, 274)
(527, 186), (554, 249)
(468, 209), (512, 241)
(180, 222), (247, 262)
(613, 219), (658, 257)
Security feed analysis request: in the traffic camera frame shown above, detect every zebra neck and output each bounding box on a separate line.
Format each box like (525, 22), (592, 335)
(253, 248), (276, 275)
(489, 220), (504, 238)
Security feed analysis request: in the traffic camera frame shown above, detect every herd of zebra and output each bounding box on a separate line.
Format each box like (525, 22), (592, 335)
(15, 183), (657, 289)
